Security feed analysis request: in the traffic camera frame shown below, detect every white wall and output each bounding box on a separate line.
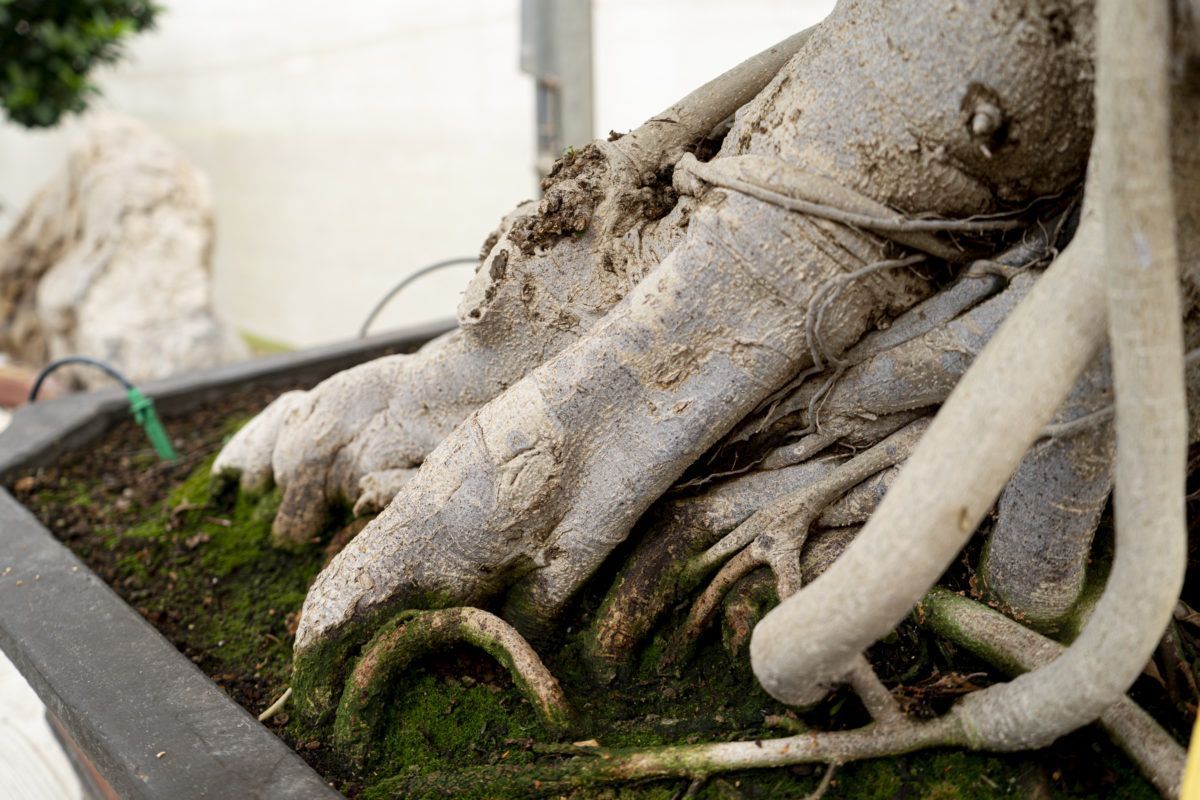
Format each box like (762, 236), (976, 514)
(0, 0), (834, 348)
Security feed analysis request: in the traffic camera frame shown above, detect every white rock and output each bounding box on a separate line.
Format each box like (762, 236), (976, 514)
(0, 115), (246, 389)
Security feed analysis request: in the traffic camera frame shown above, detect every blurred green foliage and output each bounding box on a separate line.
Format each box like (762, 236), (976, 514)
(0, 0), (160, 128)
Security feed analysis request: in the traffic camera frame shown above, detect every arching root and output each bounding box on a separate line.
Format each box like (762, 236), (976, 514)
(334, 608), (573, 764)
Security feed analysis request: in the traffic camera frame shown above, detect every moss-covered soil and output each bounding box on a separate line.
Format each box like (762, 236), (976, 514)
(7, 385), (1184, 799)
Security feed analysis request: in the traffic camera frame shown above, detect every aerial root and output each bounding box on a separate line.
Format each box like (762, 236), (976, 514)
(844, 654), (902, 724)
(333, 607), (573, 763)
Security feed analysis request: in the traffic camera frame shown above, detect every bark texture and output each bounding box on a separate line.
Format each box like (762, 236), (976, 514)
(213, 33), (816, 546)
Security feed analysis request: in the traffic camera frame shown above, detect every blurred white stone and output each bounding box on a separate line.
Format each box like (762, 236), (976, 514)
(0, 115), (246, 389)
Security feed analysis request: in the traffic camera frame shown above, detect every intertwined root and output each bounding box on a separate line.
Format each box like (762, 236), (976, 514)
(204, 1), (1199, 795)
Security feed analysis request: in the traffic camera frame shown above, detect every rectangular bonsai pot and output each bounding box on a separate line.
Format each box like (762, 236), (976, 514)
(0, 321), (452, 800)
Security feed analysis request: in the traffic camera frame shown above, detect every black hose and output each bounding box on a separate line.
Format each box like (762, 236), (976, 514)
(359, 257), (478, 339)
(28, 356), (134, 402)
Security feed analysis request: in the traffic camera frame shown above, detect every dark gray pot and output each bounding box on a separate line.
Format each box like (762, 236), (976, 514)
(0, 322), (450, 800)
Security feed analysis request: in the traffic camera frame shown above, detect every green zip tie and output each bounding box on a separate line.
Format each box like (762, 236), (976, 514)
(126, 387), (177, 462)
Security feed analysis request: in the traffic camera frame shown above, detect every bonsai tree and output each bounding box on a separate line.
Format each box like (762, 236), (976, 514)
(213, 0), (1198, 794)
(0, 0), (159, 128)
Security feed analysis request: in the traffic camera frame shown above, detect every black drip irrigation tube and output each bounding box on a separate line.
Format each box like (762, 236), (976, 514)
(28, 356), (177, 461)
(359, 256), (478, 339)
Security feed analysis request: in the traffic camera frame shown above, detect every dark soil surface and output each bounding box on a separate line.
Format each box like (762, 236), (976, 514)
(6, 383), (1185, 799)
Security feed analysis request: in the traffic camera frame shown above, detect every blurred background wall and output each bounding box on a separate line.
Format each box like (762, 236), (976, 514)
(0, 0), (834, 349)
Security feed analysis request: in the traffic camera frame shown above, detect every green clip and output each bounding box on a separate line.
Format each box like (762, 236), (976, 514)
(126, 387), (178, 462)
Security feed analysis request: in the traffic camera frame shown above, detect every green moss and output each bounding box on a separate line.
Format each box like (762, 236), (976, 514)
(78, 452), (328, 706)
(67, 442), (1163, 800)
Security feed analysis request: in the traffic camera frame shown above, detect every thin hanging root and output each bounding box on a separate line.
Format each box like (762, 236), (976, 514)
(674, 153), (1022, 262)
(333, 608), (573, 763)
(806, 255), (927, 373)
(767, 254), (929, 423)
(742, 269), (1038, 464)
(922, 588), (1185, 798)
(1037, 347), (1200, 441)
(736, 230), (1050, 447)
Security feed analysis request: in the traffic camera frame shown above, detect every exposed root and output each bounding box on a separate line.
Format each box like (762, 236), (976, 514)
(750, 213), (1108, 709)
(211, 29), (818, 548)
(844, 655), (902, 725)
(666, 548), (761, 669)
(719, 570), (777, 658)
(664, 421), (927, 670)
(982, 350), (1115, 628)
(585, 455), (843, 679)
(683, 418), (929, 606)
(922, 589), (1185, 798)
(289, 1), (1101, 772)
(370, 717), (962, 798)
(333, 608), (573, 763)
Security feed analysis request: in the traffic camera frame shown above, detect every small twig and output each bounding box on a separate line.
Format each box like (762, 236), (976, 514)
(803, 762), (838, 800)
(1038, 405), (1114, 439)
(258, 687), (292, 722)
